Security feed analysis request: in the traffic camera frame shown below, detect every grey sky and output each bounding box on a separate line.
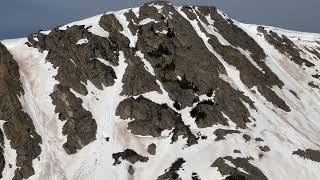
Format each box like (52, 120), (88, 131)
(1, 0), (319, 40)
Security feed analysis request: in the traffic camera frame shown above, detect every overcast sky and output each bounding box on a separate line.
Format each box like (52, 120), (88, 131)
(1, 0), (319, 40)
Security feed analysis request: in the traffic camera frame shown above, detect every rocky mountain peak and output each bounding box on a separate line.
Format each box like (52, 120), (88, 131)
(0, 1), (320, 180)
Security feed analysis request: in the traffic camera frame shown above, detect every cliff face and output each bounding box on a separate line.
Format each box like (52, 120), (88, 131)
(1, 1), (320, 180)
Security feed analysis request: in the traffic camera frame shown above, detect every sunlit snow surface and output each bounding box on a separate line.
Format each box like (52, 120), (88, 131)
(1, 4), (320, 180)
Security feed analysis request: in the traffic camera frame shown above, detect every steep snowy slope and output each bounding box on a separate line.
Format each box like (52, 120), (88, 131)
(1, 1), (320, 180)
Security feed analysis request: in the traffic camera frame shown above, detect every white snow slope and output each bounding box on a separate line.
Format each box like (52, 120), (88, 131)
(1, 2), (320, 180)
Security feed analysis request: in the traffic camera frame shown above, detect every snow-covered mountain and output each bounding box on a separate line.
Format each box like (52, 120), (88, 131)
(1, 1), (320, 180)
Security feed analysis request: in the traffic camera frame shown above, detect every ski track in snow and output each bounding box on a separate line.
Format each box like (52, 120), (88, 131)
(1, 3), (320, 180)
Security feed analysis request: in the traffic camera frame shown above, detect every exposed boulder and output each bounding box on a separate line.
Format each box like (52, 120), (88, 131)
(147, 143), (157, 155)
(112, 149), (149, 165)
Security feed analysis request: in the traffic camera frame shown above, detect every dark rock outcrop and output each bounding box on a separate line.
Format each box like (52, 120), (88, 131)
(27, 25), (119, 154)
(305, 46), (320, 60)
(293, 149), (320, 162)
(211, 156), (268, 180)
(213, 129), (241, 141)
(157, 158), (185, 180)
(192, 173), (201, 180)
(116, 96), (198, 146)
(243, 134), (251, 142)
(259, 146), (270, 152)
(135, 3), (234, 110)
(233, 149), (241, 154)
(120, 55), (161, 96)
(0, 43), (42, 180)
(109, 3), (258, 131)
(50, 85), (97, 154)
(193, 6), (290, 112)
(190, 95), (251, 129)
(1, 1), (319, 179)
(257, 26), (314, 67)
(99, 13), (161, 97)
(255, 138), (264, 142)
(112, 149), (149, 165)
(308, 81), (320, 89)
(0, 129), (4, 179)
(147, 143), (157, 155)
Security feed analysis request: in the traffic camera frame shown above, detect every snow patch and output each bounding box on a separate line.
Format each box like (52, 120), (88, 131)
(0, 121), (17, 180)
(150, 3), (164, 14)
(114, 11), (138, 48)
(76, 38), (89, 45)
(136, 51), (156, 76)
(59, 14), (109, 38)
(138, 18), (159, 25)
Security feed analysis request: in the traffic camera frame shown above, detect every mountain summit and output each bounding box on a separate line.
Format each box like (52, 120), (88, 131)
(1, 1), (320, 180)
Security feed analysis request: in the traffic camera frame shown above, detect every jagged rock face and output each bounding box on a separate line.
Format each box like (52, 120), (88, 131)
(195, 6), (291, 112)
(1, 1), (320, 180)
(26, 25), (119, 154)
(112, 149), (149, 165)
(213, 129), (241, 141)
(293, 149), (320, 162)
(116, 96), (197, 145)
(211, 156), (268, 180)
(0, 130), (4, 179)
(257, 26), (315, 67)
(157, 158), (186, 180)
(0, 43), (41, 180)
